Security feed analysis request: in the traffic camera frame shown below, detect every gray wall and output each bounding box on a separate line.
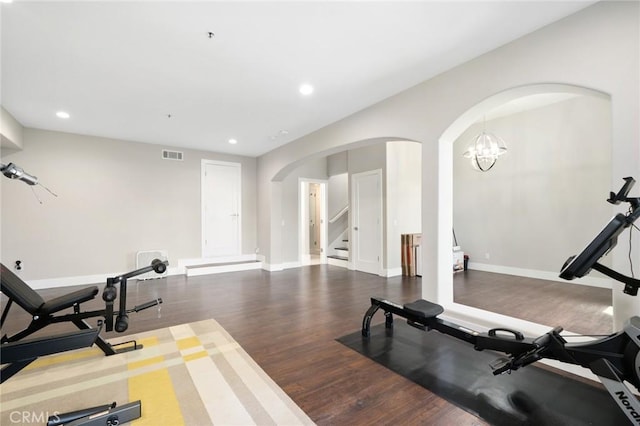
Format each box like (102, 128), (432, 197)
(1, 128), (257, 280)
(328, 173), (348, 218)
(255, 2), (639, 328)
(327, 152), (347, 177)
(280, 141), (422, 274)
(386, 141), (421, 271)
(453, 95), (612, 274)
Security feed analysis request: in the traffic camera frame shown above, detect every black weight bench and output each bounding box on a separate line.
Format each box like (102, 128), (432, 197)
(1, 329), (100, 383)
(1, 260), (166, 383)
(1, 264), (100, 341)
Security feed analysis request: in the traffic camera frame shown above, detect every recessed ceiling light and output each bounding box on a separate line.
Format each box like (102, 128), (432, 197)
(0, 0), (14, 4)
(228, 138), (238, 145)
(299, 84), (314, 96)
(56, 111), (70, 119)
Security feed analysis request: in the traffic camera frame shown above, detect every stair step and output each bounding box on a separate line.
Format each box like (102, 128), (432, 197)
(328, 255), (348, 261)
(335, 247), (349, 251)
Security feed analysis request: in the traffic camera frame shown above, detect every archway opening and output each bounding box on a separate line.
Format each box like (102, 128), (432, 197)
(437, 84), (613, 338)
(272, 137), (422, 276)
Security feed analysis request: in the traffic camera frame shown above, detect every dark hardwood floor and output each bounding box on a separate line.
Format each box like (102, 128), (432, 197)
(1, 265), (613, 425)
(454, 270), (613, 335)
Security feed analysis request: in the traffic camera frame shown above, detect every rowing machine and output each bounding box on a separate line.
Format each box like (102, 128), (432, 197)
(362, 177), (640, 423)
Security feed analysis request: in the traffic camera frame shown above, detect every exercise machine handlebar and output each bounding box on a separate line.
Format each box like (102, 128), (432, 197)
(103, 259), (167, 333)
(108, 258), (168, 284)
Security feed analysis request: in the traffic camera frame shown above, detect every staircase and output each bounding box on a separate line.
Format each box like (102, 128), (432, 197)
(328, 238), (349, 268)
(330, 241), (349, 261)
(328, 205), (349, 268)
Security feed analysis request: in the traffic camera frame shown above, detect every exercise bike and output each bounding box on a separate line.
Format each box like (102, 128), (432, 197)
(362, 176), (640, 424)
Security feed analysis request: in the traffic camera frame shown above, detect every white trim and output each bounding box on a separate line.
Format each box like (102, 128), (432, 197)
(178, 254), (257, 269)
(383, 267), (403, 277)
(26, 267), (182, 290)
(261, 262), (284, 272)
(327, 257), (349, 268)
(186, 261), (262, 277)
(201, 159), (242, 258)
(178, 255), (257, 275)
(468, 262), (612, 289)
(26, 255), (260, 289)
(281, 261), (302, 270)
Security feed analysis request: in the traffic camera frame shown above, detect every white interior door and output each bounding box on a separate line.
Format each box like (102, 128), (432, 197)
(352, 169), (382, 275)
(202, 160), (241, 257)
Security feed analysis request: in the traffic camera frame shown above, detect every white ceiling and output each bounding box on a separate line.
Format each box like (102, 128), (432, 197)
(1, 1), (596, 157)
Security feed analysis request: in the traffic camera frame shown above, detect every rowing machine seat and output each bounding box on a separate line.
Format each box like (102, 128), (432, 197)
(403, 299), (444, 319)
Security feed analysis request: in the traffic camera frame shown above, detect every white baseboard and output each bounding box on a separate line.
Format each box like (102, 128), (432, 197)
(468, 262), (612, 289)
(261, 261), (283, 272)
(327, 257), (348, 268)
(383, 267), (403, 277)
(186, 261), (262, 277)
(281, 261), (302, 270)
(181, 254), (262, 277)
(178, 254), (258, 274)
(26, 267), (182, 290)
(25, 255), (261, 290)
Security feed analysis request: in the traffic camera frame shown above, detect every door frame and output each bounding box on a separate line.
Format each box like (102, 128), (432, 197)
(201, 159), (242, 258)
(299, 178), (328, 265)
(351, 169), (383, 275)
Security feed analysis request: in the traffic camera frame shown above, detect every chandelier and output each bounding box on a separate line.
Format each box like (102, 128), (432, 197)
(462, 126), (507, 172)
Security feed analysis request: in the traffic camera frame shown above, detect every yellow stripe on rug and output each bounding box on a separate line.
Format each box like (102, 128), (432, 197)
(0, 319), (314, 426)
(127, 336), (185, 425)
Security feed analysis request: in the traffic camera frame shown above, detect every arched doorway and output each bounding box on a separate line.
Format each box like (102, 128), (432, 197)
(437, 84), (615, 339)
(271, 138), (421, 276)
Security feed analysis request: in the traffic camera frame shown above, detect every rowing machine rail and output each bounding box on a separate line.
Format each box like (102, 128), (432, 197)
(362, 297), (640, 423)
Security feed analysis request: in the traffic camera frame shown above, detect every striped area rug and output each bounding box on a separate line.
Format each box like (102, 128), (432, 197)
(1, 319), (314, 425)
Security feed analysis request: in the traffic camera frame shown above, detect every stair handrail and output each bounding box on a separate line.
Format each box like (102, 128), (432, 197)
(329, 205), (349, 224)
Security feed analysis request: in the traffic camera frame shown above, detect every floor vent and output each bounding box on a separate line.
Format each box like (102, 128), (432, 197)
(162, 149), (183, 161)
(136, 250), (168, 280)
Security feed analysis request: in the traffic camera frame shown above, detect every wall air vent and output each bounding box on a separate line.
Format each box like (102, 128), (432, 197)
(162, 149), (183, 161)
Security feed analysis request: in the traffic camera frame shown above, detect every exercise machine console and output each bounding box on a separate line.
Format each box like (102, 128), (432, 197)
(362, 177), (640, 423)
